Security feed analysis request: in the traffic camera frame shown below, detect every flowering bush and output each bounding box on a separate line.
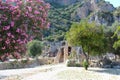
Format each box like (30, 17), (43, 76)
(0, 0), (50, 61)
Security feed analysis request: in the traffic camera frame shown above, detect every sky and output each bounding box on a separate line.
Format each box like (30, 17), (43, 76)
(105, 0), (120, 7)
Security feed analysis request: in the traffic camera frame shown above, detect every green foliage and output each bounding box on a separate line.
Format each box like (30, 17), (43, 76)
(114, 7), (120, 17)
(82, 59), (89, 70)
(27, 40), (43, 57)
(111, 21), (120, 32)
(102, 27), (120, 56)
(44, 2), (83, 41)
(113, 26), (120, 52)
(103, 29), (114, 53)
(113, 41), (120, 49)
(68, 50), (76, 59)
(44, 1), (120, 42)
(66, 21), (106, 56)
(75, 62), (81, 67)
(66, 60), (76, 67)
(66, 59), (81, 67)
(98, 12), (113, 21)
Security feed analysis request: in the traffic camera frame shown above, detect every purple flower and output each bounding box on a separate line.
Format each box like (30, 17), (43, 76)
(14, 46), (18, 49)
(11, 35), (15, 38)
(27, 6), (32, 12)
(2, 46), (6, 50)
(0, 0), (49, 57)
(3, 26), (10, 30)
(16, 28), (20, 33)
(11, 21), (14, 27)
(7, 32), (11, 37)
(12, 40), (15, 43)
(0, 38), (3, 41)
(5, 39), (10, 44)
(34, 10), (40, 14)
(17, 39), (21, 42)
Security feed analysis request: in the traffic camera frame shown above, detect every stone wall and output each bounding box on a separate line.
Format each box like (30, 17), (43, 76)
(0, 57), (54, 70)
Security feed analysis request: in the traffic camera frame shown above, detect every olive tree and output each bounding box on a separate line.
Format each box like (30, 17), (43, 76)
(66, 21), (106, 63)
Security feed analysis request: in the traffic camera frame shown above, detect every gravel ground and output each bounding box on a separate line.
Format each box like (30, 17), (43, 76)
(0, 64), (120, 80)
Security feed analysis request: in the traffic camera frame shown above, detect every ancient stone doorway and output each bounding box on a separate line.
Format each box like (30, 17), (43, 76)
(59, 48), (64, 62)
(54, 46), (72, 63)
(68, 46), (71, 55)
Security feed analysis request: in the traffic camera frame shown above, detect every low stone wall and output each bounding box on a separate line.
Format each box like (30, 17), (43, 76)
(0, 57), (54, 70)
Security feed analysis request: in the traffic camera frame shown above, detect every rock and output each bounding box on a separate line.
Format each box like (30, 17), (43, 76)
(111, 61), (120, 69)
(111, 62), (119, 66)
(114, 16), (120, 22)
(70, 0), (115, 25)
(75, 2), (91, 19)
(113, 66), (120, 69)
(103, 57), (112, 65)
(98, 1), (115, 12)
(89, 11), (114, 26)
(100, 57), (112, 68)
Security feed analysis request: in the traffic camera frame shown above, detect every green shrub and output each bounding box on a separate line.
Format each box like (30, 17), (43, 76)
(82, 59), (89, 70)
(27, 40), (43, 57)
(66, 59), (76, 67)
(66, 59), (81, 67)
(75, 62), (81, 67)
(68, 50), (76, 59)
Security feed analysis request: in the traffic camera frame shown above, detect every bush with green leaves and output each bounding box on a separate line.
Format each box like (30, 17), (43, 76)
(112, 26), (120, 56)
(27, 40), (43, 57)
(66, 59), (76, 67)
(82, 59), (89, 70)
(66, 59), (81, 67)
(68, 51), (76, 58)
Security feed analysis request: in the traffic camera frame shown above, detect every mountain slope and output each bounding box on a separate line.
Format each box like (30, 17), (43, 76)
(44, 0), (120, 41)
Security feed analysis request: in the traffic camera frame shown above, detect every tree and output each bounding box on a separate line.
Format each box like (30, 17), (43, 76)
(66, 21), (106, 60)
(0, 0), (50, 61)
(103, 26), (120, 60)
(113, 26), (120, 56)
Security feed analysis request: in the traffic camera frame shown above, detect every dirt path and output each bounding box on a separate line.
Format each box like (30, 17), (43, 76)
(0, 64), (120, 80)
(0, 64), (65, 80)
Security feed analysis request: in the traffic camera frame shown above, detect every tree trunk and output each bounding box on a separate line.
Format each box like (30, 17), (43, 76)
(115, 55), (117, 61)
(83, 52), (89, 64)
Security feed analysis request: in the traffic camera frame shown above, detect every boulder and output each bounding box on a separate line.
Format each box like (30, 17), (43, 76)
(100, 57), (112, 68)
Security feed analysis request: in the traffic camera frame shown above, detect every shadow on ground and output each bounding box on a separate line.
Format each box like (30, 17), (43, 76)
(0, 75), (7, 79)
(88, 68), (120, 75)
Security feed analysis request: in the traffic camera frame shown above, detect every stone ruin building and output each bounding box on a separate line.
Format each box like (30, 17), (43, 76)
(42, 41), (86, 64)
(54, 45), (86, 64)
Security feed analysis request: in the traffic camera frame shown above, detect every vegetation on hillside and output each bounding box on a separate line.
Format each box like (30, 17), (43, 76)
(44, 1), (120, 42)
(44, 2), (83, 41)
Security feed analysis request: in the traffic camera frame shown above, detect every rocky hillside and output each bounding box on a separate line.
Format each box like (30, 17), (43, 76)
(45, 0), (82, 6)
(44, 0), (120, 41)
